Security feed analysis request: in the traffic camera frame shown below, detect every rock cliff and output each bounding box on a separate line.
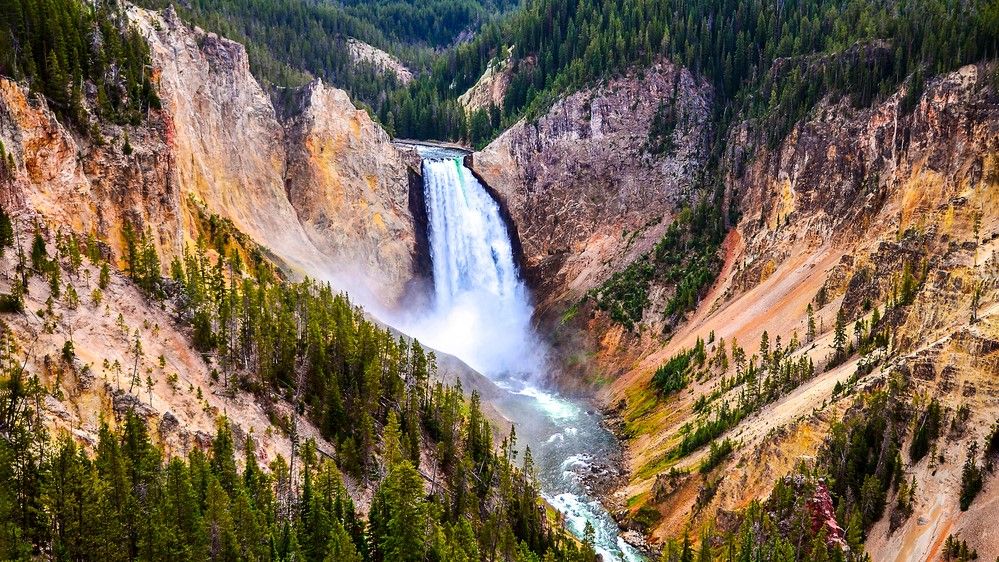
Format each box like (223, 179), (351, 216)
(0, 77), (179, 264)
(283, 79), (419, 303)
(133, 6), (313, 267)
(457, 49), (515, 113)
(471, 61), (713, 316)
(0, 5), (422, 309)
(345, 37), (414, 85)
(132, 6), (420, 306)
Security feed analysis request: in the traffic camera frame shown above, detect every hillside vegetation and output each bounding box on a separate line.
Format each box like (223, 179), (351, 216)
(384, 0), (999, 143)
(116, 0), (999, 147)
(0, 214), (598, 561)
(130, 0), (517, 120)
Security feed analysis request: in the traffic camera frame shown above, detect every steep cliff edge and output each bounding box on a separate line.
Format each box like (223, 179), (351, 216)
(0, 2), (435, 509)
(600, 63), (999, 558)
(469, 61), (713, 386)
(0, 78), (180, 265)
(283, 79), (420, 302)
(1, 6), (423, 309)
(457, 48), (515, 113)
(345, 37), (414, 85)
(132, 5), (311, 269)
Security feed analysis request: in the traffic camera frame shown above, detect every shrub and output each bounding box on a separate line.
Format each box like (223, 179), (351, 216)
(699, 438), (735, 474)
(959, 442), (984, 511)
(909, 399), (942, 462)
(651, 351), (692, 396)
(0, 292), (23, 313)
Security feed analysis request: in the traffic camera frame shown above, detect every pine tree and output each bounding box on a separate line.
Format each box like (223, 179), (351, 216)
(372, 460), (431, 562)
(845, 508), (864, 552)
(203, 477), (239, 561)
(0, 207), (14, 257)
(959, 442), (983, 511)
(210, 419), (240, 496)
(99, 261), (111, 290)
(324, 521), (363, 562)
(383, 410), (405, 467)
(833, 308), (847, 359)
(30, 230), (47, 272)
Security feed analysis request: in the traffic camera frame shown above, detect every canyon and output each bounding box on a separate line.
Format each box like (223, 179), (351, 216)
(2, 1), (999, 559)
(0, 3), (451, 509)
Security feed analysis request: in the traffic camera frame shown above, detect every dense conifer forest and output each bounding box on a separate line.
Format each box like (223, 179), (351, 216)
(0, 0), (160, 129)
(385, 0), (999, 142)
(131, 0), (517, 117)
(22, 0), (993, 148)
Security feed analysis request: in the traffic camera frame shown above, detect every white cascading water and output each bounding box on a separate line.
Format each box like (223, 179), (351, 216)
(407, 146), (644, 562)
(416, 154), (543, 379)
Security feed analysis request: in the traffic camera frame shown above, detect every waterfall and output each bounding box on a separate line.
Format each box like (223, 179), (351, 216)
(413, 151), (542, 379)
(423, 158), (520, 308)
(403, 145), (645, 562)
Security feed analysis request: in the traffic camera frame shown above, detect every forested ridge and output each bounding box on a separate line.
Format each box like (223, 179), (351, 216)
(3, 0), (998, 146)
(130, 0), (518, 116)
(9, 0), (994, 147)
(384, 0), (999, 143)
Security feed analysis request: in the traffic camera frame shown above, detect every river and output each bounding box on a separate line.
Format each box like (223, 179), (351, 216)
(401, 144), (645, 561)
(489, 377), (645, 562)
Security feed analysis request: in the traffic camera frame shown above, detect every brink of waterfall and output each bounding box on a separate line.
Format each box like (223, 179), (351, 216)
(406, 148), (544, 381)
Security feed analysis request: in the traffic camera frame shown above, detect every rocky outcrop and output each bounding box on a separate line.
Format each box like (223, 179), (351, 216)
(470, 60), (713, 317)
(1, 5), (424, 308)
(346, 38), (414, 85)
(726, 64), (999, 302)
(457, 49), (515, 113)
(283, 80), (418, 303)
(597, 62), (999, 556)
(807, 481), (848, 550)
(133, 5), (315, 268)
(0, 77), (180, 263)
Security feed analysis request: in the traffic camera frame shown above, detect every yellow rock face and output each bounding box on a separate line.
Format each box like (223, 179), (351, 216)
(134, 6), (419, 308)
(1, 6), (423, 311)
(593, 62), (999, 559)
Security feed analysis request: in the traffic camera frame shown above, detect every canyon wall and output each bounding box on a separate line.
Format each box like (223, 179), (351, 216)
(0, 77), (179, 263)
(0, 4), (490, 510)
(134, 5), (420, 305)
(283, 79), (419, 302)
(471, 61), (713, 317)
(1, 5), (422, 308)
(600, 63), (999, 559)
(464, 43), (998, 558)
